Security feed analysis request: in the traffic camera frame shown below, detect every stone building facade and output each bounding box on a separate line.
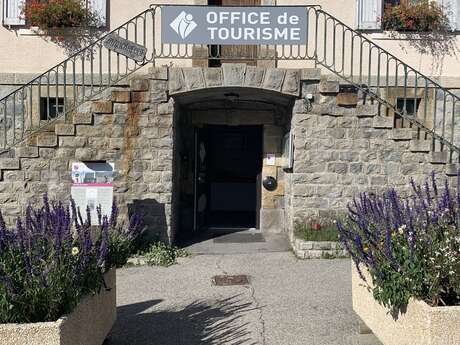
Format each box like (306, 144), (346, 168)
(0, 64), (456, 242)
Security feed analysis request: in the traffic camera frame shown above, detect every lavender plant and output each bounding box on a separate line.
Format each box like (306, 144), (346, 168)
(0, 195), (143, 323)
(338, 173), (460, 309)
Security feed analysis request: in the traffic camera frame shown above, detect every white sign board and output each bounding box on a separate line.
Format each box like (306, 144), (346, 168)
(71, 162), (115, 223)
(162, 6), (307, 45)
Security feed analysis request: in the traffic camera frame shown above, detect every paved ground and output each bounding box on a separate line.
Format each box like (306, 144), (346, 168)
(109, 252), (382, 345)
(183, 228), (291, 255)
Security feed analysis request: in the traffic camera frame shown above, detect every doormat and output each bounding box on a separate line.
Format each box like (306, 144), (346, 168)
(213, 233), (266, 243)
(213, 275), (250, 286)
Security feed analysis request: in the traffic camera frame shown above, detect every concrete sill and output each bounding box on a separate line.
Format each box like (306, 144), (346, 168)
(0, 269), (116, 345)
(368, 31), (457, 41)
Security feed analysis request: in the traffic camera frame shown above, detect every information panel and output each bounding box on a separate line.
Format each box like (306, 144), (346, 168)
(71, 162), (115, 222)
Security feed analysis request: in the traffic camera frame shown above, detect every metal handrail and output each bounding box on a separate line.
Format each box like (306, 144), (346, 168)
(0, 5), (459, 163)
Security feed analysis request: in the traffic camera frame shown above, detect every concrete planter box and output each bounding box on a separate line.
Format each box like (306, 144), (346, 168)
(352, 263), (460, 345)
(0, 269), (117, 345)
(292, 238), (348, 259)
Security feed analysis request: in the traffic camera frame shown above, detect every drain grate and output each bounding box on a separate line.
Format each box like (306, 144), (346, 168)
(212, 275), (250, 286)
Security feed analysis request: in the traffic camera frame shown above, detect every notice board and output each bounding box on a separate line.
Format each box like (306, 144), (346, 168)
(71, 162), (115, 222)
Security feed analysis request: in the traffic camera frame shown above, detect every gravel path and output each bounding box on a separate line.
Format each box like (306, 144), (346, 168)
(108, 253), (381, 345)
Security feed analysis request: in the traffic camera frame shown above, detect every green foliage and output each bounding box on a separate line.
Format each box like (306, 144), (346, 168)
(383, 0), (450, 32)
(294, 218), (340, 242)
(338, 174), (460, 309)
(143, 242), (190, 267)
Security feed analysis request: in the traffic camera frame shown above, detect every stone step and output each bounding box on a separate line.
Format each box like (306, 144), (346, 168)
(431, 151), (448, 164)
(0, 158), (20, 170)
(17, 146), (39, 158)
(356, 104), (379, 117)
(55, 124), (75, 136)
(389, 128), (413, 141)
(372, 116), (393, 129)
(445, 163), (460, 176)
(410, 140), (431, 152)
(73, 112), (93, 125)
(36, 133), (58, 148)
(91, 101), (113, 114)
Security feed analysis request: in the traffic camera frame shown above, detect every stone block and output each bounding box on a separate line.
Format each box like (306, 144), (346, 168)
(75, 148), (96, 160)
(17, 146), (39, 158)
(300, 68), (321, 81)
(328, 162), (348, 174)
(356, 104), (379, 117)
(148, 66), (168, 80)
(244, 66), (265, 88)
(55, 124), (75, 136)
(203, 68), (223, 87)
(259, 209), (285, 233)
(182, 67), (205, 90)
(372, 116), (393, 128)
(319, 77), (339, 94)
(37, 133), (57, 147)
(431, 151), (448, 164)
(446, 163), (460, 176)
(0, 158), (20, 170)
(59, 136), (87, 148)
(131, 92), (151, 103)
(111, 90), (131, 103)
(113, 103), (129, 113)
(282, 69), (300, 96)
(222, 64), (246, 86)
(129, 78), (150, 91)
(158, 100), (175, 115)
(73, 112), (93, 125)
(390, 129), (413, 141)
(263, 68), (286, 91)
(91, 101), (113, 114)
(168, 68), (185, 94)
(336, 92), (358, 106)
(293, 99), (310, 114)
(410, 140), (431, 152)
(150, 80), (168, 103)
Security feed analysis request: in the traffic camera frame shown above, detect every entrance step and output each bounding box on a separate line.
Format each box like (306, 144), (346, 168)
(183, 229), (290, 255)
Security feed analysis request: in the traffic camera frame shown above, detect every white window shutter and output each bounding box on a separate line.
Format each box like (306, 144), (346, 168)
(2, 0), (25, 26)
(88, 0), (107, 27)
(357, 0), (382, 30)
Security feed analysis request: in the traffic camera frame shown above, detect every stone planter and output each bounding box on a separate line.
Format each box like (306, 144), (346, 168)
(292, 238), (348, 259)
(352, 263), (460, 345)
(0, 269), (117, 345)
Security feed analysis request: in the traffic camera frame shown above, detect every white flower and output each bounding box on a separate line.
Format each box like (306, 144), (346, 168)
(398, 225), (407, 234)
(71, 247), (80, 256)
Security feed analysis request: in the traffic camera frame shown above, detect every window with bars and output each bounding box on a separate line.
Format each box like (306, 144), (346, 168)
(2, 0), (107, 27)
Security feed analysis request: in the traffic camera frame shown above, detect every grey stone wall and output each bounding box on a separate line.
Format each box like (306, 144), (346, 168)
(0, 75), (175, 242)
(286, 77), (457, 235)
(0, 65), (458, 243)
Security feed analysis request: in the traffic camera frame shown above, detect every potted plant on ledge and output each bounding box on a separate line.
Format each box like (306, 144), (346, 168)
(21, 0), (103, 54)
(338, 173), (460, 345)
(382, 0), (450, 32)
(0, 195), (143, 345)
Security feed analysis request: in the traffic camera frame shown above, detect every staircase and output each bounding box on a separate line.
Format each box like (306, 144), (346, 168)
(0, 4), (459, 180)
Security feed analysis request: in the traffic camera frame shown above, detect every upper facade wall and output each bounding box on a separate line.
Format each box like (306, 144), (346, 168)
(1, 0), (460, 86)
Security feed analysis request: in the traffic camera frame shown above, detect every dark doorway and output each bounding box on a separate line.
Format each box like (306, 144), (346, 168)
(194, 125), (263, 230)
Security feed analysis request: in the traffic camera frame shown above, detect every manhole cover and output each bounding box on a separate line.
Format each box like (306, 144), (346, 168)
(212, 275), (250, 286)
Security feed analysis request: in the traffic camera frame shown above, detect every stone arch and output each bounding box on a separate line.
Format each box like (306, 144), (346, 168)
(166, 64), (302, 98)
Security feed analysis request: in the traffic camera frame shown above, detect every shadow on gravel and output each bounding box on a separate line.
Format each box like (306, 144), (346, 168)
(107, 296), (257, 345)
